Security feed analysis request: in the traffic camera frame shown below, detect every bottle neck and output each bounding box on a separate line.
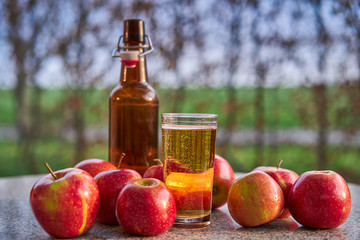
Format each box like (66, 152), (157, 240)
(120, 44), (148, 85)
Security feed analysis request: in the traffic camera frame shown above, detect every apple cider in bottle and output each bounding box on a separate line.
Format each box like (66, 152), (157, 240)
(109, 19), (159, 175)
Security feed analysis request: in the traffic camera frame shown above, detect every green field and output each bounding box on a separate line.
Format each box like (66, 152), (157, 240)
(0, 87), (358, 128)
(0, 139), (359, 183)
(0, 87), (359, 183)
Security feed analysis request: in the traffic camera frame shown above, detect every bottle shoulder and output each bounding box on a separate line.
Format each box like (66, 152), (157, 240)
(109, 83), (159, 104)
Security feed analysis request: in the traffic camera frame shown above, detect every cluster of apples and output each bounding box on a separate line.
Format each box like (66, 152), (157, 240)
(29, 154), (352, 238)
(227, 160), (352, 229)
(29, 157), (176, 238)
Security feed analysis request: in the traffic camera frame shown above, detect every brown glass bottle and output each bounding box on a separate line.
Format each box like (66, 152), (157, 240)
(109, 19), (159, 175)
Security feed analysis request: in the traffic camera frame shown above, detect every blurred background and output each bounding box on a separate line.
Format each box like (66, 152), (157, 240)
(0, 0), (359, 183)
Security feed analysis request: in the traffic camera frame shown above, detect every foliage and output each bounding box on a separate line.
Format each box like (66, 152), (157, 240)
(0, 139), (359, 183)
(0, 87), (359, 183)
(1, 86), (358, 129)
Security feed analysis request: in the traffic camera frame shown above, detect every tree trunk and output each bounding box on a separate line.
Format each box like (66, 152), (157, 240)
(14, 70), (27, 141)
(269, 87), (279, 162)
(69, 92), (86, 165)
(254, 63), (267, 166)
(313, 83), (328, 169)
(255, 84), (265, 166)
(171, 84), (186, 113)
(14, 70), (41, 174)
(73, 115), (86, 165)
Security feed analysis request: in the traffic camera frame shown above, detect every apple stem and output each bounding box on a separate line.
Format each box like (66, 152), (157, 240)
(117, 153), (126, 169)
(45, 162), (58, 180)
(277, 160), (283, 169)
(154, 158), (163, 165)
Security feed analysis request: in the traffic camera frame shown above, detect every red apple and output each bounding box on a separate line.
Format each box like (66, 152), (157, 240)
(75, 158), (117, 177)
(30, 166), (100, 238)
(143, 164), (164, 182)
(212, 154), (235, 209)
(288, 170), (351, 229)
(227, 171), (284, 227)
(253, 161), (299, 217)
(116, 178), (176, 236)
(94, 168), (142, 224)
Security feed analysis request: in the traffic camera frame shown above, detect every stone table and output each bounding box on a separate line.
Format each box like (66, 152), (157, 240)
(0, 173), (359, 239)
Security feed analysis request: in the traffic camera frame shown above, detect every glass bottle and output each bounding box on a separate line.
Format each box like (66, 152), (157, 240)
(109, 19), (159, 175)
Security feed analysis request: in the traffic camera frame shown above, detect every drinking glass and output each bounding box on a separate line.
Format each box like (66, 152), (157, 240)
(162, 113), (217, 228)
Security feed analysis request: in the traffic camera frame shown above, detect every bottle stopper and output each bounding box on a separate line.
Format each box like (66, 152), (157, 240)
(119, 50), (140, 68)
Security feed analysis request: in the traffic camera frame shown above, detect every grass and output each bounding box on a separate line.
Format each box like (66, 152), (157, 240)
(219, 144), (360, 183)
(0, 87), (359, 183)
(0, 139), (359, 183)
(2, 86), (356, 128)
(0, 140), (75, 176)
(0, 90), (15, 124)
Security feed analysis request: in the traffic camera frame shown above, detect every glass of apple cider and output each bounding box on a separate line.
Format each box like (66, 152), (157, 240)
(162, 113), (217, 228)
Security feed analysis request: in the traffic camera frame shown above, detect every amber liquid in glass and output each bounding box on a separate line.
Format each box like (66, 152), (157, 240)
(163, 125), (216, 222)
(109, 48), (159, 175)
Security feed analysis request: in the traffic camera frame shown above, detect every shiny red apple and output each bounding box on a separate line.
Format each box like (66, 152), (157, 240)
(253, 160), (299, 217)
(94, 168), (142, 224)
(288, 170), (351, 229)
(143, 160), (164, 182)
(30, 166), (100, 238)
(227, 171), (284, 227)
(212, 154), (235, 209)
(116, 178), (176, 236)
(75, 158), (117, 177)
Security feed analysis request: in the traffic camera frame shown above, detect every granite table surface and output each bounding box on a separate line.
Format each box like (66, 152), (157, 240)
(0, 173), (359, 240)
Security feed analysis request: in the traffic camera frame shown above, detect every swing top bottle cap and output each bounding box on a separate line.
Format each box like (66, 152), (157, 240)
(123, 19), (145, 43)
